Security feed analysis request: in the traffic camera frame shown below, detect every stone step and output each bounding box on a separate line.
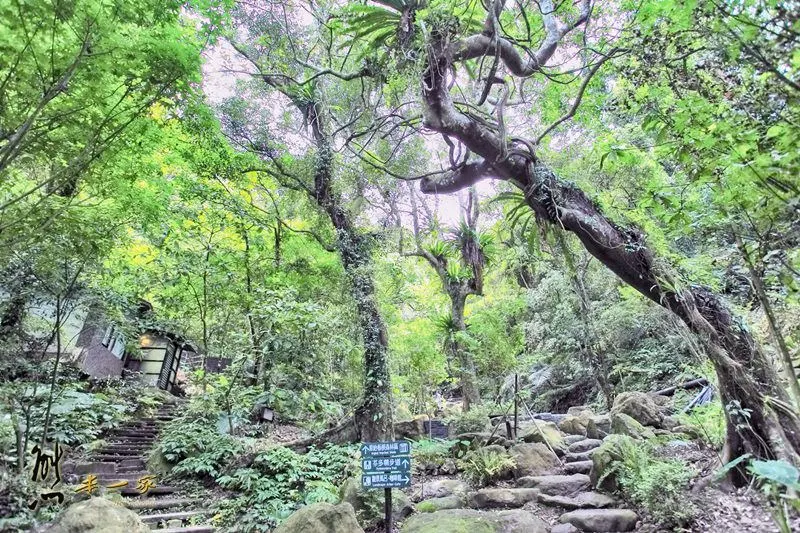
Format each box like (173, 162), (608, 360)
(564, 450), (596, 463)
(140, 511), (209, 524)
(557, 508), (638, 532)
(98, 446), (152, 453)
(567, 439), (603, 454)
(468, 488), (539, 509)
(125, 498), (197, 511)
(92, 454), (149, 462)
(121, 486), (177, 497)
(120, 458), (147, 468)
(94, 472), (152, 482)
(564, 434), (585, 445)
(537, 491), (617, 510)
(563, 460), (593, 475)
(158, 526), (214, 533)
(517, 474), (590, 496)
(94, 450), (147, 457)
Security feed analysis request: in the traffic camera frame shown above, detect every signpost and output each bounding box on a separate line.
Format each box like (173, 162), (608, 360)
(361, 441), (412, 533)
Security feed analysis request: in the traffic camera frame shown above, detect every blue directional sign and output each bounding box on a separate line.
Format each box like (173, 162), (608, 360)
(360, 440), (411, 457)
(360, 441), (412, 489)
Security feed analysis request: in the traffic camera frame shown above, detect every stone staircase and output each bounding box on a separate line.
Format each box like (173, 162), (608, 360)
(410, 428), (641, 532)
(71, 400), (215, 532)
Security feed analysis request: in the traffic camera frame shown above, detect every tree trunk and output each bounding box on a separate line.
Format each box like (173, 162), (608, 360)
(450, 291), (480, 411)
(307, 104), (393, 441)
(419, 40), (800, 472)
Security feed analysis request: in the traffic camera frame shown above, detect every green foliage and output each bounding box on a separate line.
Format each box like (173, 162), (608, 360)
(446, 406), (492, 435)
(214, 444), (358, 532)
(458, 446), (516, 488)
(676, 399), (726, 449)
(749, 460), (800, 533)
(158, 415), (244, 479)
(412, 438), (457, 473)
(601, 437), (696, 528)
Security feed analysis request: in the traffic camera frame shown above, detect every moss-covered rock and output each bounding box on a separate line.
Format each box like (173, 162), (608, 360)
(509, 442), (559, 477)
(589, 434), (635, 492)
(611, 391), (663, 428)
(340, 477), (413, 528)
(44, 497), (150, 533)
(520, 421), (566, 454)
(416, 495), (464, 513)
(274, 502), (364, 533)
(610, 413), (656, 440)
(400, 509), (548, 533)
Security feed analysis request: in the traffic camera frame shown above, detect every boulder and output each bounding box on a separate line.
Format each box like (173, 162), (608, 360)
(661, 415), (681, 431)
(44, 497), (150, 533)
(395, 416), (429, 440)
(589, 415), (611, 437)
(468, 487), (539, 509)
(589, 434), (634, 492)
(559, 412), (598, 437)
(567, 439), (603, 454)
(610, 391), (663, 428)
(551, 524), (581, 533)
(416, 495), (464, 513)
(520, 420), (567, 454)
(671, 424), (703, 440)
(274, 502), (364, 533)
(610, 412), (656, 440)
(567, 406), (594, 416)
(564, 450), (595, 463)
(516, 474), (590, 496)
(509, 442), (559, 477)
(453, 433), (511, 454)
(340, 477), (413, 528)
(558, 509), (639, 532)
(412, 479), (468, 501)
(401, 509), (548, 533)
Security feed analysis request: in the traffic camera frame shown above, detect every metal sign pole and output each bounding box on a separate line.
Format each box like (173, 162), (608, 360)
(385, 487), (392, 533)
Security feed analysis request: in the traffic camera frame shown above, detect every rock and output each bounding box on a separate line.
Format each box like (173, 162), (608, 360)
(274, 502), (364, 533)
(567, 406), (594, 416)
(661, 415), (681, 431)
(564, 450), (595, 463)
(166, 519), (182, 528)
(551, 524), (581, 533)
(564, 434), (586, 445)
(412, 479), (468, 501)
(516, 474), (590, 496)
(568, 439), (603, 454)
(564, 460), (593, 475)
(453, 433), (511, 453)
(610, 412), (656, 440)
(611, 391), (663, 428)
(559, 415), (589, 436)
(416, 495), (464, 513)
(340, 477), (413, 528)
(395, 415), (429, 440)
(589, 434), (634, 491)
(440, 458), (459, 475)
(145, 448), (172, 476)
(537, 491), (617, 510)
(509, 442), (559, 477)
(468, 487), (539, 508)
(520, 421), (567, 454)
(558, 509), (639, 532)
(589, 415), (611, 438)
(44, 497), (150, 533)
(672, 424), (703, 440)
(401, 509), (548, 533)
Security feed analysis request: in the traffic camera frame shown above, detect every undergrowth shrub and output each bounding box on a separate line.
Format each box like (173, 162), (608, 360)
(158, 415), (244, 479)
(599, 436), (696, 528)
(412, 438), (457, 473)
(214, 443), (357, 532)
(458, 446), (515, 487)
(676, 399), (725, 449)
(447, 405), (492, 435)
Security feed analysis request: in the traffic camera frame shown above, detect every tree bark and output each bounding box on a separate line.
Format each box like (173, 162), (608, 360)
(450, 290), (480, 410)
(418, 31), (800, 474)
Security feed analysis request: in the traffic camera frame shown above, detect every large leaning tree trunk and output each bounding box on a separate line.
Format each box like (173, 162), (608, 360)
(416, 0), (800, 475)
(229, 45), (393, 442)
